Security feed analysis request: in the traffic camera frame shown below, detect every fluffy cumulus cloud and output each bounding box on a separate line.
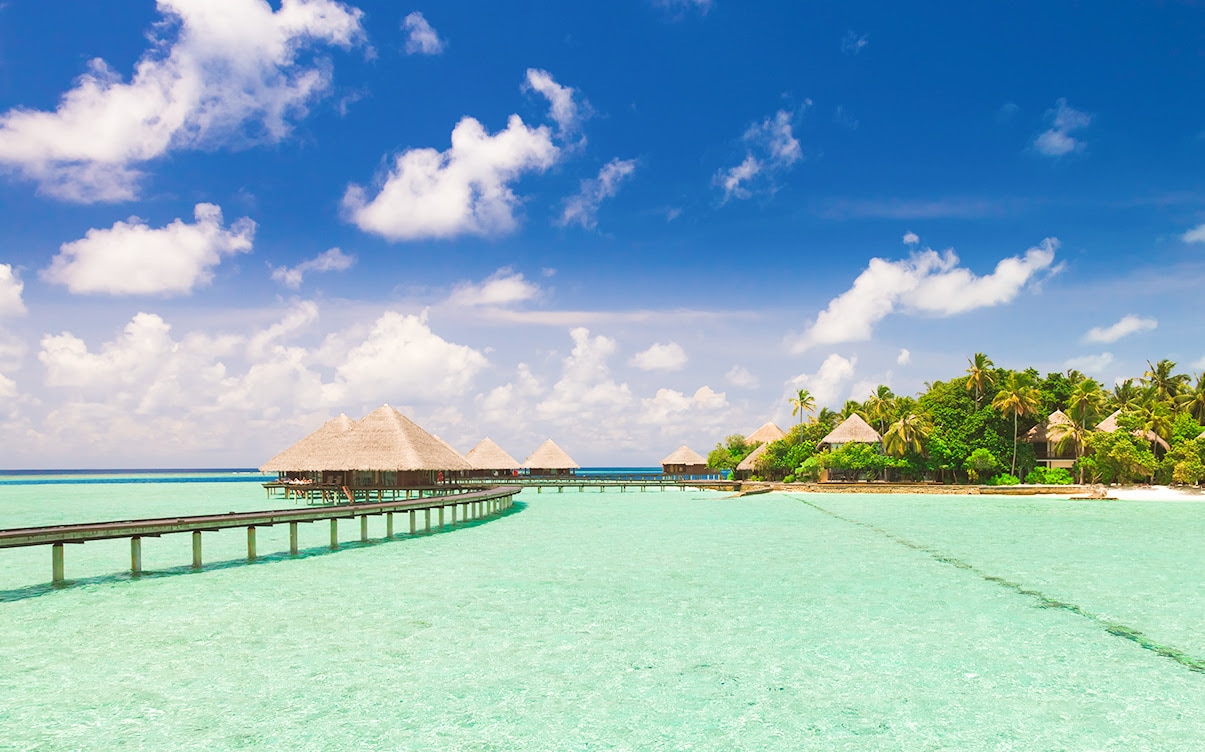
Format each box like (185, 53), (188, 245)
(270, 247), (355, 289)
(524, 69), (588, 139)
(896, 348), (911, 366)
(343, 114), (559, 241)
(639, 385), (728, 428)
(0, 0), (364, 202)
(1034, 98), (1092, 157)
(536, 327), (632, 424)
(725, 365), (759, 389)
(716, 107), (805, 201)
(43, 203), (255, 295)
(402, 11), (445, 55)
(1083, 314), (1157, 344)
(1064, 352), (1114, 374)
(323, 310), (488, 404)
(629, 341), (688, 371)
(902, 231), (919, 246)
(791, 238), (1058, 352)
(446, 267), (540, 307)
(558, 158), (637, 229)
(1182, 224), (1205, 244)
(0, 264), (27, 317)
(786, 354), (856, 408)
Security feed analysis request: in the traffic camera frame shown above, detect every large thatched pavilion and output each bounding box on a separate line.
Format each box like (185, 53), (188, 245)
(746, 421), (786, 445)
(523, 439), (580, 477)
(465, 437), (521, 478)
(260, 405), (473, 500)
(660, 445), (709, 476)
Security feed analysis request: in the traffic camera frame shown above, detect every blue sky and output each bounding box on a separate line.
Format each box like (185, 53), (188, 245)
(0, 0), (1202, 467)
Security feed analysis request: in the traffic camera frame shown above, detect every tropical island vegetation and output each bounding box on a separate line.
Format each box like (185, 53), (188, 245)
(706, 356), (1205, 486)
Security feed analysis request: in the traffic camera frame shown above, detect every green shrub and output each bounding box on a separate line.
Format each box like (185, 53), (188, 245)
(1025, 466), (1073, 485)
(783, 474), (795, 483)
(987, 473), (1021, 486)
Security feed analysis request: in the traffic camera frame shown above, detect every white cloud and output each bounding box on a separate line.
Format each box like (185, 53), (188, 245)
(323, 310), (488, 404)
(343, 114), (558, 241)
(725, 365), (759, 389)
(716, 108), (804, 201)
(270, 247), (354, 289)
(629, 341), (688, 371)
(402, 11), (445, 55)
(43, 203), (255, 296)
(0, 264), (26, 317)
(896, 348), (911, 366)
(639, 385), (728, 426)
(786, 354), (856, 408)
(1034, 98), (1091, 157)
(1083, 314), (1157, 344)
(536, 327), (632, 423)
(902, 231), (919, 246)
(840, 31), (869, 54)
(792, 238), (1058, 352)
(447, 267), (540, 307)
(558, 158), (637, 229)
(654, 0), (712, 17)
(1182, 224), (1205, 244)
(524, 69), (587, 138)
(0, 0), (364, 202)
(1064, 352), (1114, 374)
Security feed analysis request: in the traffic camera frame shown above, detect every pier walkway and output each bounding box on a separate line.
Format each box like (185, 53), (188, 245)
(0, 485), (519, 585)
(451, 476), (736, 493)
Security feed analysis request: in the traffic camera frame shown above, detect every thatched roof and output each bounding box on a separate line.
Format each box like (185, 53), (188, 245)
(523, 439), (580, 469)
(819, 413), (882, 446)
(1094, 409), (1170, 451)
(260, 414), (356, 472)
(746, 421), (786, 444)
(276, 405), (472, 472)
(736, 442), (768, 471)
(1022, 410), (1073, 442)
(661, 445), (707, 466)
(466, 437), (520, 470)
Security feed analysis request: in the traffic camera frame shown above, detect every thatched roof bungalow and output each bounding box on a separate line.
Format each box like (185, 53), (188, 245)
(818, 413), (882, 449)
(1022, 410), (1077, 469)
(523, 439), (580, 477)
(660, 445), (709, 476)
(1096, 410), (1170, 453)
(261, 413), (356, 476)
(466, 437), (521, 476)
(734, 442), (769, 479)
(746, 421), (786, 445)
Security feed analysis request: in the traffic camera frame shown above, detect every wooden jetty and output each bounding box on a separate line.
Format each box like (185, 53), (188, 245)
(451, 475), (734, 493)
(0, 486), (519, 586)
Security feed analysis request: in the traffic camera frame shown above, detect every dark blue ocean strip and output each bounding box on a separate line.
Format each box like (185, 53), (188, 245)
(786, 494), (1205, 675)
(0, 476), (270, 487)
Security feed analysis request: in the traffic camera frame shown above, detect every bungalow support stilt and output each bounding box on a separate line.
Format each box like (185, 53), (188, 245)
(52, 542), (64, 584)
(386, 512), (394, 538)
(360, 515), (369, 542)
(439, 506), (445, 529)
(131, 537), (142, 576)
(191, 531), (202, 570)
(289, 522), (299, 555)
(247, 527), (257, 561)
(424, 508), (431, 533)
(409, 510), (416, 535)
(330, 519), (338, 549)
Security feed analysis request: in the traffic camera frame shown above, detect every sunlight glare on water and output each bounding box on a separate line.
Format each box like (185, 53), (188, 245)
(1, 478), (1204, 749)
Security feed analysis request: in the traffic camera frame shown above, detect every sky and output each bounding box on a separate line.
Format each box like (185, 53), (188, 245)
(0, 0), (1203, 468)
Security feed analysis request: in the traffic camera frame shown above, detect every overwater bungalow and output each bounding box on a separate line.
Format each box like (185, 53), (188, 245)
(260, 405), (473, 501)
(523, 439), (580, 477)
(465, 437), (521, 478)
(660, 445), (709, 477)
(1022, 410), (1077, 470)
(746, 421), (786, 445)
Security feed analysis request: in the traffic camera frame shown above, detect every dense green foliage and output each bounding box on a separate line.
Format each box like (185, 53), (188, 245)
(707, 355), (1205, 486)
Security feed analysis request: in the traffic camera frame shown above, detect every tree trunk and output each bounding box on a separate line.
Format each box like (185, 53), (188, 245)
(1011, 412), (1019, 476)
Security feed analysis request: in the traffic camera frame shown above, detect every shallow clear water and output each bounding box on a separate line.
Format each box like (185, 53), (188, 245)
(2, 481), (1204, 749)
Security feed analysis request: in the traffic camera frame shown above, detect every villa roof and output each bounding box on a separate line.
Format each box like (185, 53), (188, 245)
(819, 413), (882, 446)
(260, 414), (356, 472)
(523, 439), (580, 470)
(465, 437), (520, 470)
(746, 421), (786, 444)
(1095, 410), (1122, 433)
(1094, 409), (1170, 451)
(660, 445), (707, 466)
(736, 442), (769, 471)
(1022, 410), (1073, 443)
(273, 405), (473, 472)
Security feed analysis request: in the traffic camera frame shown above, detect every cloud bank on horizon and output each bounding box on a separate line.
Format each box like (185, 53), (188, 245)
(0, 0), (1200, 467)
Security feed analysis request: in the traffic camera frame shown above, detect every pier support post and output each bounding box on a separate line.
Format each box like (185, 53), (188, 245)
(330, 519), (338, 549)
(409, 510), (416, 535)
(192, 531), (202, 570)
(424, 508), (431, 533)
(386, 512), (394, 538)
(439, 506), (445, 529)
(289, 522), (299, 555)
(247, 527), (257, 561)
(451, 504), (457, 525)
(360, 515), (369, 542)
(52, 542), (65, 584)
(131, 537), (142, 576)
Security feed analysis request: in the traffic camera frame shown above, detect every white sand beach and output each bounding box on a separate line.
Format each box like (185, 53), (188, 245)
(1108, 485), (1205, 502)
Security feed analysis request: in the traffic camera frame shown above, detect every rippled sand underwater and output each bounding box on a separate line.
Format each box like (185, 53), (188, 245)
(2, 482), (1204, 750)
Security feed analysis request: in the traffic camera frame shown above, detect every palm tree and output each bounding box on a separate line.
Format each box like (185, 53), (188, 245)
(884, 412), (932, 457)
(1048, 417), (1090, 483)
(1143, 359), (1190, 402)
(991, 371), (1042, 476)
(1176, 373), (1205, 423)
(1065, 377), (1105, 428)
(965, 352), (995, 408)
(1110, 378), (1141, 411)
(816, 407), (840, 429)
(790, 389), (816, 427)
(865, 385), (896, 434)
(840, 400), (863, 421)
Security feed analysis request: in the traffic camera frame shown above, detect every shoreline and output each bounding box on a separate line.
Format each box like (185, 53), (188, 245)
(739, 481), (1205, 502)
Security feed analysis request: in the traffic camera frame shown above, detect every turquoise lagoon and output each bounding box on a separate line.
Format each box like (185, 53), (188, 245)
(1, 475), (1204, 749)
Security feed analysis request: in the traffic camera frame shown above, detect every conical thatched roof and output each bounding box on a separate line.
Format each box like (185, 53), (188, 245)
(819, 413), (882, 446)
(260, 414), (356, 472)
(661, 445), (707, 466)
(1023, 410), (1072, 442)
(1095, 409), (1170, 451)
(466, 437), (520, 470)
(523, 439), (580, 469)
(283, 405), (472, 472)
(736, 442), (768, 471)
(746, 421), (786, 444)
(1095, 409), (1121, 433)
